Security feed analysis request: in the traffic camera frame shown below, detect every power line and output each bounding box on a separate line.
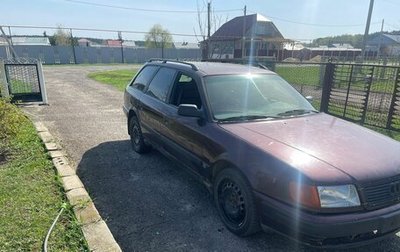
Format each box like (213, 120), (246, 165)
(2, 24), (300, 41)
(64, 0), (242, 13)
(381, 0), (400, 6)
(247, 9), (380, 27)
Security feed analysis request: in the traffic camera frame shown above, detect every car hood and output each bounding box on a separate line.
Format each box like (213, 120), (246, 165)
(219, 113), (400, 183)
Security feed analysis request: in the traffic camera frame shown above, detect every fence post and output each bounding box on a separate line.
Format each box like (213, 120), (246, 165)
(387, 68), (400, 129)
(320, 62), (335, 113)
(0, 60), (9, 97)
(37, 60), (48, 104)
(70, 29), (77, 64)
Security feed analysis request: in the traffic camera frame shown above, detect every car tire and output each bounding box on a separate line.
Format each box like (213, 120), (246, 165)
(213, 168), (260, 236)
(129, 116), (151, 154)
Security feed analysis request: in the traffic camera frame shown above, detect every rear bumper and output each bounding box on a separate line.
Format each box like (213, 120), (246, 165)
(255, 191), (400, 248)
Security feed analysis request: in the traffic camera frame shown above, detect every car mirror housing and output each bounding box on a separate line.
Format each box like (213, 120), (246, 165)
(178, 104), (202, 118)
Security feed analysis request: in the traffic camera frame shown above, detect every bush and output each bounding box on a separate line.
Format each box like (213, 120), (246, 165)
(0, 98), (28, 160)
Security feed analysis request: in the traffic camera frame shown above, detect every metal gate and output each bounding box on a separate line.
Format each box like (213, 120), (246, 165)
(0, 58), (47, 103)
(321, 63), (400, 131)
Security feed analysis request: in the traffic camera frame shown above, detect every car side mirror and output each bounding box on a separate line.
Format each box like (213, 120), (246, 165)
(305, 96), (313, 103)
(178, 104), (202, 118)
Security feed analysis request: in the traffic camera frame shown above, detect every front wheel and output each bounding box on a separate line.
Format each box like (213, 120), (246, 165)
(213, 168), (260, 236)
(129, 116), (151, 154)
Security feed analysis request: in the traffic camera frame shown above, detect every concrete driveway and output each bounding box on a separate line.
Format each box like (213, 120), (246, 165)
(24, 65), (400, 252)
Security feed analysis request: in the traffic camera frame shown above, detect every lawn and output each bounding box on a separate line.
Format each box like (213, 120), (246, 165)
(275, 64), (323, 87)
(276, 64), (397, 93)
(88, 69), (137, 91)
(0, 99), (88, 251)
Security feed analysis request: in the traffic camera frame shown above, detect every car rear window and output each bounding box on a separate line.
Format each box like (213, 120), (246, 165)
(131, 66), (159, 91)
(146, 67), (177, 102)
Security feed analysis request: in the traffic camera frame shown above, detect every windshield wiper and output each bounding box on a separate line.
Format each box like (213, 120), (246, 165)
(277, 109), (319, 117)
(218, 115), (278, 122)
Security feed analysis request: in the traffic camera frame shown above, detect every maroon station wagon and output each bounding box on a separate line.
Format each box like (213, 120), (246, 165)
(123, 59), (400, 247)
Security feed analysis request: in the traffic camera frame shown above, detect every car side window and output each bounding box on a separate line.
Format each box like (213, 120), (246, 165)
(170, 73), (202, 109)
(146, 67), (177, 102)
(131, 66), (159, 91)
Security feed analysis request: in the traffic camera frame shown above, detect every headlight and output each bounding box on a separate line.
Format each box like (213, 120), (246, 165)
(317, 185), (360, 208)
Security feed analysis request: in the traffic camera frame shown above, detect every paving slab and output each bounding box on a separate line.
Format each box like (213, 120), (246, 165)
(74, 202), (102, 225)
(34, 122), (48, 132)
(61, 175), (84, 191)
(49, 150), (65, 158)
(66, 187), (91, 206)
(44, 142), (59, 151)
(55, 162), (75, 177)
(38, 131), (54, 143)
(82, 221), (122, 252)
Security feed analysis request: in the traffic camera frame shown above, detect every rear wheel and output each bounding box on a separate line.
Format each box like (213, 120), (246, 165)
(213, 168), (260, 236)
(129, 116), (151, 154)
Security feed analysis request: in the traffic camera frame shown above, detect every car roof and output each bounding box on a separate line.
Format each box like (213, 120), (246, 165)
(146, 60), (276, 76)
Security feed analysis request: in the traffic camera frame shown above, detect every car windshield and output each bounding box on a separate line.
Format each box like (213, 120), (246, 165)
(204, 74), (317, 122)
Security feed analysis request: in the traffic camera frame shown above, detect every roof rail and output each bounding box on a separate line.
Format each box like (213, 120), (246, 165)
(257, 63), (269, 70)
(147, 58), (198, 71)
(202, 58), (271, 70)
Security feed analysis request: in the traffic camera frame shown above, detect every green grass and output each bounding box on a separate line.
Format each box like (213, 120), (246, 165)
(88, 69), (137, 91)
(275, 65), (322, 86)
(9, 79), (33, 94)
(0, 99), (88, 251)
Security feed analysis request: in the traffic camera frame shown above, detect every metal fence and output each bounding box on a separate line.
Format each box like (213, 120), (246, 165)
(0, 58), (47, 103)
(275, 62), (326, 110)
(321, 63), (400, 131)
(275, 62), (400, 131)
(0, 45), (202, 64)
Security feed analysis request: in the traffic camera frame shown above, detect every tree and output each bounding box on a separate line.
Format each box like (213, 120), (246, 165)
(144, 24), (173, 49)
(52, 26), (72, 46)
(194, 0), (229, 59)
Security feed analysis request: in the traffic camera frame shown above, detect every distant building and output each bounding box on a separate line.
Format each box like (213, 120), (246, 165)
(203, 13), (289, 59)
(282, 42), (361, 62)
(331, 43), (354, 49)
(0, 37), (8, 45)
(173, 42), (199, 49)
(367, 33), (400, 56)
(122, 40), (136, 47)
(104, 40), (122, 47)
(78, 38), (93, 47)
(11, 36), (50, 46)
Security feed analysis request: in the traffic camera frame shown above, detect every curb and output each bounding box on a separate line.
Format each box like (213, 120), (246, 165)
(35, 122), (122, 252)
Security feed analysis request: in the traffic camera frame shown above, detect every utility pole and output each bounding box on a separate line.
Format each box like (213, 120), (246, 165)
(70, 29), (77, 64)
(241, 5), (247, 59)
(206, 1), (211, 59)
(361, 0), (374, 61)
(207, 2), (211, 40)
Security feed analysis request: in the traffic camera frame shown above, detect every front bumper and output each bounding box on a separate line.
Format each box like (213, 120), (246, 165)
(122, 105), (129, 118)
(255, 191), (400, 248)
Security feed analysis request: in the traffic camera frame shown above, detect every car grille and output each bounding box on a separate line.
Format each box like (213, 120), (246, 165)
(361, 176), (400, 210)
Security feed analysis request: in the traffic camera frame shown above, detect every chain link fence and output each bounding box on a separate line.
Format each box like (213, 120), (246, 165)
(275, 62), (326, 110)
(1, 58), (47, 103)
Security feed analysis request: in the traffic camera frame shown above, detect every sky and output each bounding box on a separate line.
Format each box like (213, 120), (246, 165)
(0, 0), (399, 43)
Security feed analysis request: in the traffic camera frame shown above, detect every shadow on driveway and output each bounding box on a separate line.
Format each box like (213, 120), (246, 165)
(76, 140), (400, 251)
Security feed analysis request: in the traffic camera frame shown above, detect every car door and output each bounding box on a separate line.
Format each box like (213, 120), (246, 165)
(161, 72), (212, 177)
(139, 66), (177, 147)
